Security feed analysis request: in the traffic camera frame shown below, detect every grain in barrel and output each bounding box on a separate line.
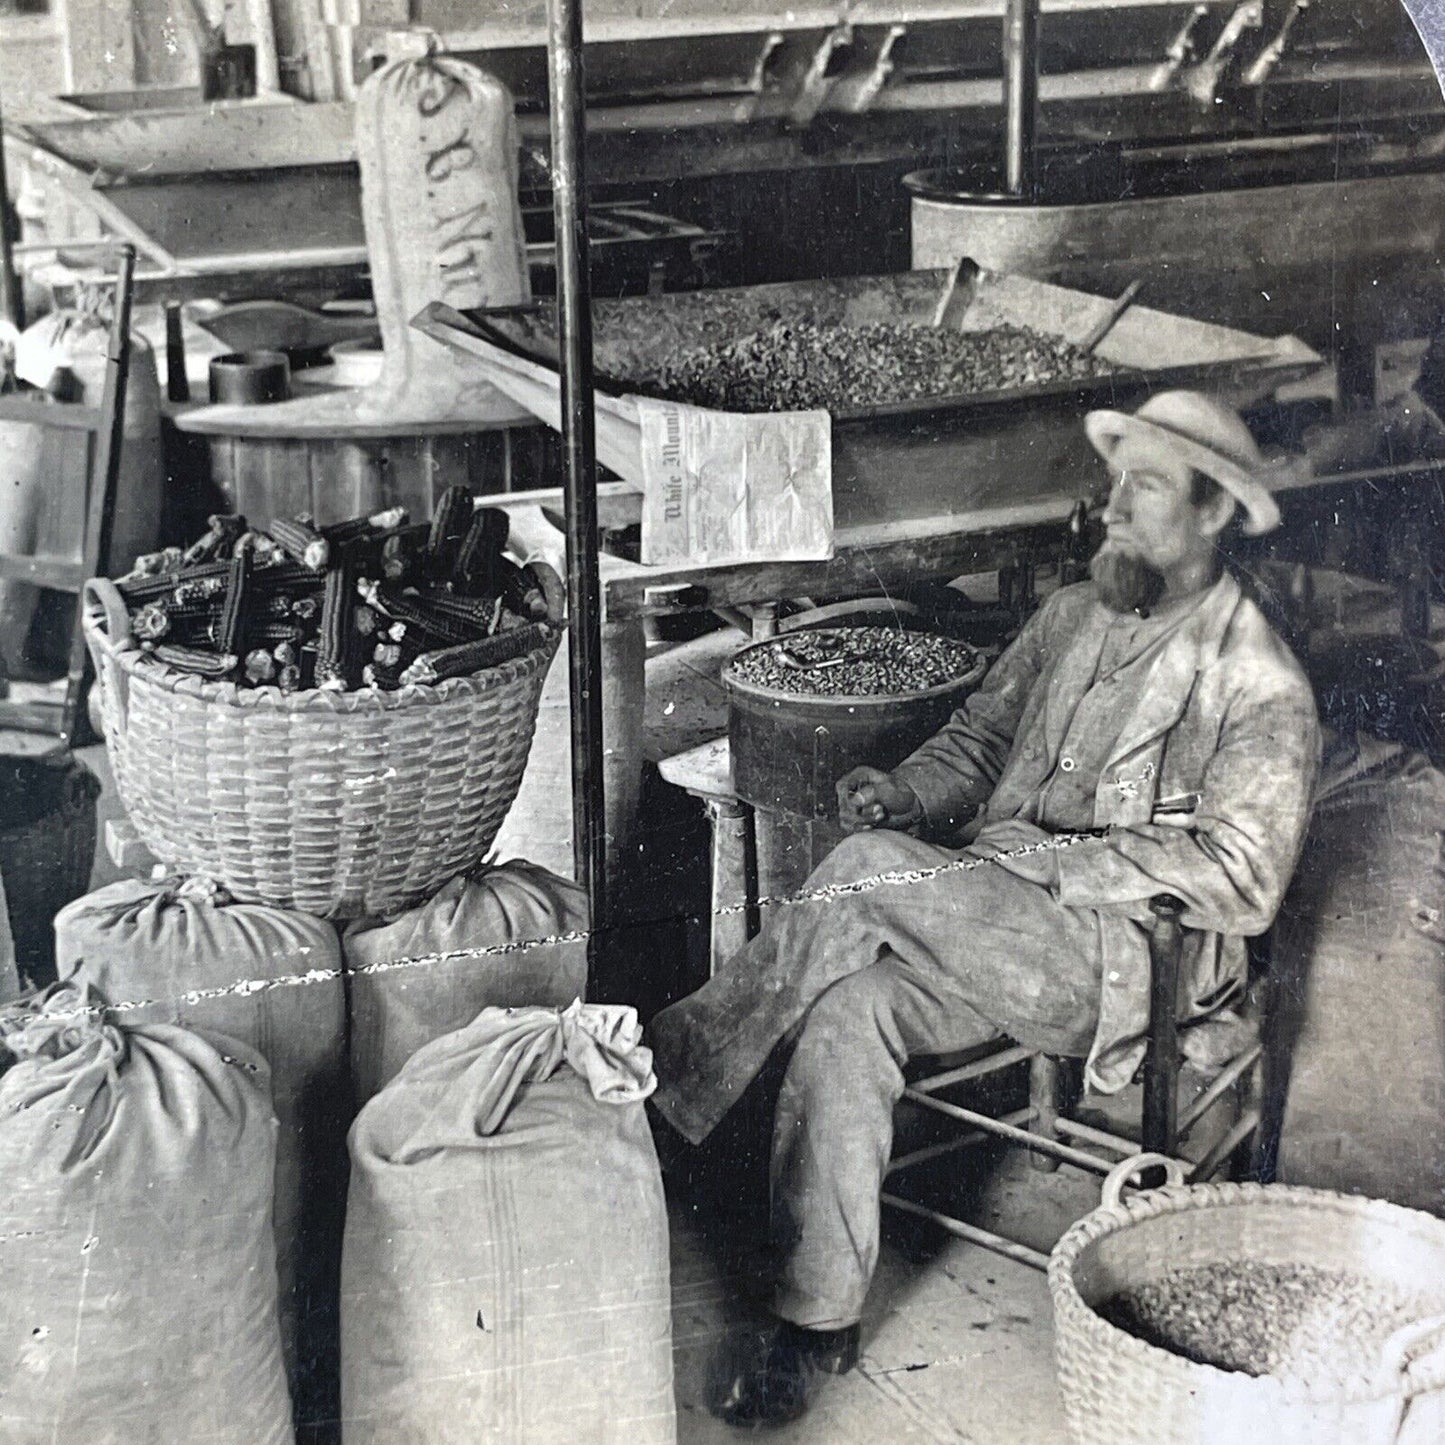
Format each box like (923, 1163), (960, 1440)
(730, 626), (982, 697)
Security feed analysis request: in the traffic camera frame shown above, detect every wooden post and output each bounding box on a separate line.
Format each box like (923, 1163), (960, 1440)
(0, 95), (24, 331)
(546, 0), (608, 992)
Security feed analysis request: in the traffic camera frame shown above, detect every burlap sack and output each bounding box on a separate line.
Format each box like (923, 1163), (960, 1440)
(341, 1003), (675, 1444)
(54, 878), (348, 1431)
(354, 51), (530, 424)
(0, 983), (293, 1444)
(342, 861), (588, 1102)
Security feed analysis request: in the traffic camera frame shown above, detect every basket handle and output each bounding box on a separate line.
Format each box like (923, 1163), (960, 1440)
(83, 577), (133, 728)
(1378, 1315), (1445, 1444)
(1100, 1152), (1188, 1209)
(528, 559), (568, 627)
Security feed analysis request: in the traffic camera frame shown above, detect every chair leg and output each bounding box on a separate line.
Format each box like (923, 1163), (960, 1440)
(1238, 1051), (1270, 1183)
(1143, 895), (1185, 1156)
(1028, 1055), (1064, 1173)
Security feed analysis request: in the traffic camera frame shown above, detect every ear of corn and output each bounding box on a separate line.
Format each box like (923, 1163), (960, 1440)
(399, 623), (551, 686)
(269, 517), (331, 572)
(131, 604), (171, 642)
(244, 648), (278, 684)
(451, 506), (509, 592)
(215, 551), (251, 656)
(182, 513), (247, 566)
(119, 559), (229, 605)
(411, 588), (505, 633)
(361, 660), (403, 690)
(358, 582), (476, 648)
(162, 598), (224, 644)
(250, 560), (324, 597)
(499, 558), (550, 620)
(425, 485), (475, 580)
(153, 644), (238, 679)
(234, 531), (283, 565)
(316, 565), (356, 691)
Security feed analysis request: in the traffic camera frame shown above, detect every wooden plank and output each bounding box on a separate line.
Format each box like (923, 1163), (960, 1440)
(381, 0), (1237, 53)
(0, 698), (68, 735)
(0, 556), (88, 588)
(9, 141), (178, 269)
(33, 426), (90, 566)
(0, 398), (102, 431)
(305, 436), (357, 523)
(62, 0), (137, 93)
(601, 515), (1074, 618)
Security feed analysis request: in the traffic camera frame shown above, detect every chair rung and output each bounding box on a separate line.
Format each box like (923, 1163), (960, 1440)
(887, 1106), (1033, 1176)
(909, 1044), (1035, 1094)
(880, 1192), (1050, 1272)
(903, 1088), (1116, 1174)
(1053, 1116), (1141, 1157)
(1189, 1108), (1261, 1182)
(1178, 1043), (1263, 1139)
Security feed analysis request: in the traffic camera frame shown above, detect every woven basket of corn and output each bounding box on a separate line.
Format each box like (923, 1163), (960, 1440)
(1049, 1156), (1445, 1445)
(82, 576), (561, 919)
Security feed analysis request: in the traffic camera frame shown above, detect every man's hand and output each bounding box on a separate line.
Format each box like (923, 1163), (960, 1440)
(837, 767), (924, 834)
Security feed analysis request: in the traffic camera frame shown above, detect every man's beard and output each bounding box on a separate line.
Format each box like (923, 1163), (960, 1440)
(1091, 544), (1167, 616)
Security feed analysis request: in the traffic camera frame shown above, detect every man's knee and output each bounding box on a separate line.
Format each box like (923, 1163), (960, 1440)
(790, 967), (905, 1078)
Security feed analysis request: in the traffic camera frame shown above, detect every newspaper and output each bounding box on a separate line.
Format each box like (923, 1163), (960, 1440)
(634, 397), (833, 566)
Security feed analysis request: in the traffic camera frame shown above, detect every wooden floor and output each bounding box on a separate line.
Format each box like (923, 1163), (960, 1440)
(80, 623), (1085, 1442)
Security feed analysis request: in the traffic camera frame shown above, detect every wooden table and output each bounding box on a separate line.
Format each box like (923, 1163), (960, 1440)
(495, 452), (1445, 875)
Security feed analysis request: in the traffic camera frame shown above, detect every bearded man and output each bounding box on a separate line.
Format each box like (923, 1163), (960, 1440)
(647, 390), (1322, 1428)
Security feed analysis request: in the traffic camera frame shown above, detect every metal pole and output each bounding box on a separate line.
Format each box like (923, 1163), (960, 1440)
(1002, 0), (1040, 198)
(0, 90), (25, 330)
(545, 0), (608, 989)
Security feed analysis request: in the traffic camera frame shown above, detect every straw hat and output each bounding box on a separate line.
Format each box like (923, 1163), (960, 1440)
(1084, 391), (1282, 537)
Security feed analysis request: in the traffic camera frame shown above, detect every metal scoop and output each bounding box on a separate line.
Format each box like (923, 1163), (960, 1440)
(775, 646), (862, 672)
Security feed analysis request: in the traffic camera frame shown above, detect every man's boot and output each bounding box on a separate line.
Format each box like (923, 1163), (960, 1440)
(712, 1318), (860, 1429)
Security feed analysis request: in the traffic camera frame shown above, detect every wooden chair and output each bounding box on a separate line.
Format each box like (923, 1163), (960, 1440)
(880, 894), (1269, 1270)
(0, 245), (135, 750)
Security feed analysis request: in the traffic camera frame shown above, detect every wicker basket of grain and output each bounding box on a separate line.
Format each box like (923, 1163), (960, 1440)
(1050, 1155), (1445, 1445)
(82, 576), (560, 919)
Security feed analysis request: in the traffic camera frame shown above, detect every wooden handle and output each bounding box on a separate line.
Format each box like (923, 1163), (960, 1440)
(932, 257), (982, 330)
(1079, 279), (1144, 355)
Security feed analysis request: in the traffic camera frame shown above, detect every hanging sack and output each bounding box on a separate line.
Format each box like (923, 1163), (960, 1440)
(342, 860), (588, 1102)
(0, 982), (293, 1444)
(341, 1001), (676, 1444)
(1273, 731), (1445, 1214)
(353, 48), (531, 425)
(53, 877), (349, 1427)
